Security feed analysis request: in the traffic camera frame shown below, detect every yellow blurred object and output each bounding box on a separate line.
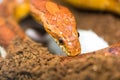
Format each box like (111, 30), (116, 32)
(62, 0), (120, 14)
(14, 0), (30, 21)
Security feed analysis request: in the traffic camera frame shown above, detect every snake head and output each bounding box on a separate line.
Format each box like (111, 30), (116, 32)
(30, 0), (81, 56)
(49, 25), (81, 56)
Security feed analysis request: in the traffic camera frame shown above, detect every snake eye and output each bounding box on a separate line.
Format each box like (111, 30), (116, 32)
(59, 38), (64, 45)
(78, 32), (80, 37)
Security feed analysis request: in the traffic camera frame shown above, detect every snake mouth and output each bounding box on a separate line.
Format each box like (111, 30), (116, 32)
(58, 43), (80, 56)
(51, 34), (81, 56)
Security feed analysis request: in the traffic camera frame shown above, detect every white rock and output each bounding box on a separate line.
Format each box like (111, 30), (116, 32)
(0, 46), (7, 58)
(0, 0), (3, 4)
(79, 29), (109, 53)
(26, 28), (48, 42)
(26, 28), (41, 41)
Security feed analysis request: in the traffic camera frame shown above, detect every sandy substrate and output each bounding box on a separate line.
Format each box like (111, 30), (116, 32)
(0, 37), (120, 80)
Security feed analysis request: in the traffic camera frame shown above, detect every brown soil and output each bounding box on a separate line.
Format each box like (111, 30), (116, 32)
(0, 37), (120, 80)
(1, 1), (120, 80)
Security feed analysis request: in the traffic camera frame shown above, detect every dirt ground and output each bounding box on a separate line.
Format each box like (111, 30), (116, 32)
(0, 37), (120, 80)
(1, 1), (120, 80)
